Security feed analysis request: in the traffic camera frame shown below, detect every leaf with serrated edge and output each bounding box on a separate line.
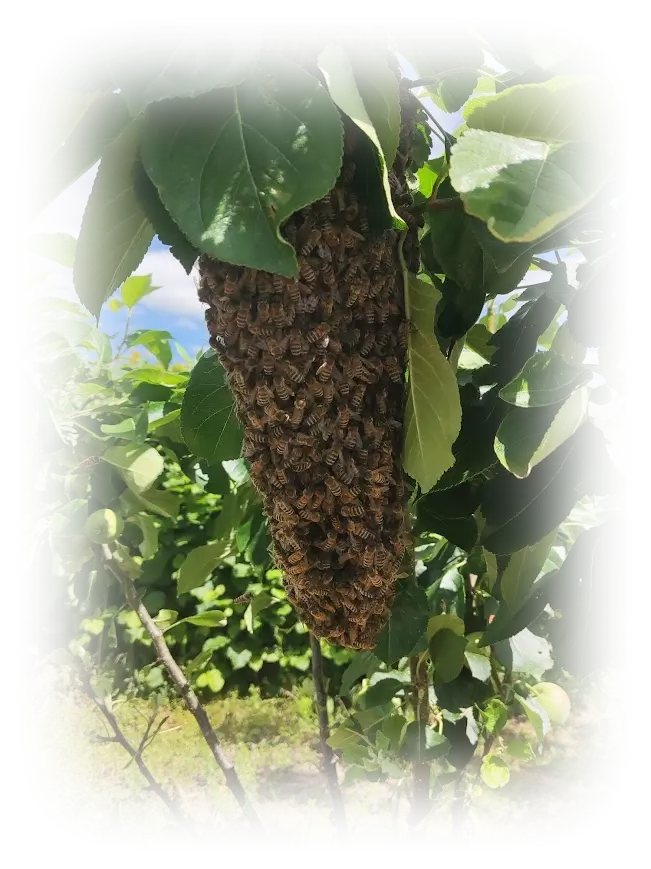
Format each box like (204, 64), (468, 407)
(465, 77), (597, 144)
(403, 276), (461, 492)
(74, 126), (154, 318)
(450, 130), (602, 243)
(318, 44), (405, 229)
(549, 516), (633, 678)
(141, 56), (343, 276)
(180, 351), (242, 464)
(93, 15), (262, 117)
(177, 540), (231, 595)
(500, 530), (556, 615)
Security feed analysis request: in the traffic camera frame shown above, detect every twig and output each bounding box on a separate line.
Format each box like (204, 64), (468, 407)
(74, 659), (189, 827)
(309, 633), (348, 834)
(408, 654), (431, 825)
(610, 701), (634, 805)
(101, 544), (263, 831)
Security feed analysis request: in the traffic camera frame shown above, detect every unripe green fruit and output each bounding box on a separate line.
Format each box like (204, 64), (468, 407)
(531, 682), (571, 726)
(83, 509), (124, 544)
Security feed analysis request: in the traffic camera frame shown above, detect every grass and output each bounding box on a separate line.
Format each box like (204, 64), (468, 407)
(33, 663), (619, 841)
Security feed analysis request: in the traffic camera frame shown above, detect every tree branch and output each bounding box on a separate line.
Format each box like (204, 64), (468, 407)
(74, 659), (189, 827)
(309, 632), (347, 834)
(101, 544), (263, 831)
(409, 654), (431, 824)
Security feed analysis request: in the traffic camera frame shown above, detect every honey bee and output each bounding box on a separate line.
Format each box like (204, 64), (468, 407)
(342, 503), (365, 518)
(357, 448), (369, 463)
(231, 370), (247, 390)
(348, 521), (373, 540)
(255, 384), (274, 407)
(289, 397), (306, 427)
(270, 300), (286, 328)
(292, 460), (312, 472)
(272, 274), (285, 293)
(320, 222), (339, 247)
(295, 432), (315, 447)
(236, 299), (252, 329)
(362, 546), (375, 569)
(370, 470), (390, 485)
(363, 303), (376, 325)
(306, 376), (324, 399)
(256, 300), (271, 325)
(288, 549), (306, 565)
(320, 261), (336, 287)
(261, 352), (275, 375)
(304, 406), (325, 427)
(377, 391), (388, 417)
(359, 334), (375, 357)
(324, 446), (339, 466)
(249, 413), (266, 429)
(307, 324), (329, 345)
(337, 406), (350, 429)
(322, 382), (334, 406)
(233, 592), (254, 604)
(289, 331), (305, 356)
(276, 468), (288, 485)
(287, 280), (301, 303)
(268, 405), (290, 425)
(350, 384), (366, 411)
(273, 436), (290, 457)
(303, 293), (318, 314)
(274, 376), (292, 402)
(223, 275), (240, 296)
(375, 548), (389, 570)
(299, 260), (316, 284)
(386, 356), (403, 383)
(324, 475), (342, 496)
(268, 337), (288, 357)
(318, 532), (337, 552)
(300, 229), (321, 256)
(284, 362), (303, 384)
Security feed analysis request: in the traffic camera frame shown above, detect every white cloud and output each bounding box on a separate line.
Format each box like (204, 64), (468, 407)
(139, 249), (206, 319)
(30, 167), (98, 237)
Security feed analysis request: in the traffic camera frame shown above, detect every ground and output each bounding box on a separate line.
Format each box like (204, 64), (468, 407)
(31, 663), (620, 844)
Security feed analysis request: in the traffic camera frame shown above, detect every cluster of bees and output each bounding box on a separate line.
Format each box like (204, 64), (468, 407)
(197, 97), (424, 649)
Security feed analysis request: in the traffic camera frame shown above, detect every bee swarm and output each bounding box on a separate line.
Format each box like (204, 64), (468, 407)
(198, 100), (423, 649)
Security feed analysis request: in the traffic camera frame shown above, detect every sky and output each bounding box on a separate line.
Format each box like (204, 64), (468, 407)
(28, 52), (473, 366)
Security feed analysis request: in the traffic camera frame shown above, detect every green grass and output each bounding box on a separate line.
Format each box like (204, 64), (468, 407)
(20, 668), (621, 853)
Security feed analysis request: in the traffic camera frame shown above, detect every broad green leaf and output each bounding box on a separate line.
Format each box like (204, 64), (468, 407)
(74, 126), (154, 318)
(318, 43), (404, 228)
(465, 77), (597, 143)
(549, 516), (633, 678)
(430, 630), (467, 683)
(149, 409), (182, 433)
(480, 754), (510, 788)
(499, 352), (592, 408)
(362, 678), (406, 707)
(464, 651), (491, 682)
(33, 93), (132, 215)
(388, 17), (484, 112)
(481, 698), (508, 734)
(153, 608), (178, 630)
(507, 738), (535, 760)
(495, 387), (588, 478)
(101, 444), (163, 494)
(126, 329), (173, 368)
(402, 721), (450, 763)
(416, 484), (480, 552)
(127, 514), (159, 559)
(244, 591), (274, 634)
(121, 275), (161, 309)
(30, 27), (113, 93)
(174, 611), (227, 629)
(131, 488), (180, 521)
(487, 292), (560, 385)
(510, 629), (554, 680)
(141, 56), (343, 276)
(500, 530), (556, 614)
(180, 351), (242, 464)
(374, 582), (429, 665)
(132, 161), (198, 273)
(516, 692), (551, 743)
(28, 232), (77, 268)
(525, 21), (621, 80)
(567, 239), (633, 347)
(403, 276), (461, 492)
(107, 34), (260, 116)
(450, 130), (602, 243)
(195, 668), (225, 693)
(481, 423), (609, 554)
(471, 15), (533, 75)
(122, 367), (186, 387)
(177, 540), (231, 595)
(328, 725), (363, 750)
(100, 410), (149, 443)
(427, 613), (465, 640)
(341, 651), (381, 695)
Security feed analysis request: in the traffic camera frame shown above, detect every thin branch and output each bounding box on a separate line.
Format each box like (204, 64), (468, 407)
(74, 659), (189, 827)
(408, 654), (431, 825)
(101, 544), (263, 831)
(610, 701), (634, 805)
(419, 103), (456, 160)
(309, 633), (347, 834)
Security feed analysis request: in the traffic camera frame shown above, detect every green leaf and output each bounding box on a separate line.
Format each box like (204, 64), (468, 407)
(480, 754), (510, 788)
(465, 77), (597, 143)
(500, 530), (556, 615)
(73, 126), (154, 319)
(464, 651), (491, 682)
(493, 628), (554, 679)
(127, 514), (159, 559)
(481, 698), (508, 734)
(244, 591), (274, 634)
(100, 410), (149, 443)
(516, 692), (551, 744)
(507, 738), (535, 760)
(389, 17), (484, 112)
(427, 613), (465, 640)
(495, 387), (588, 478)
(430, 630), (467, 683)
(180, 351), (242, 464)
(317, 43), (404, 228)
(415, 484), (480, 551)
(120, 275), (160, 309)
(132, 161), (199, 273)
(174, 611), (227, 629)
(525, 21), (621, 80)
(195, 668), (225, 693)
(122, 367), (186, 387)
(499, 352), (592, 408)
(549, 516), (633, 678)
(402, 721), (450, 763)
(450, 130), (602, 243)
(567, 239), (633, 347)
(362, 678), (406, 707)
(101, 444), (163, 494)
(131, 488), (180, 521)
(327, 725), (363, 750)
(126, 329), (173, 368)
(177, 541), (231, 595)
(480, 423), (608, 554)
(28, 232), (77, 268)
(141, 56), (343, 276)
(487, 292), (561, 385)
(30, 27), (113, 93)
(403, 276), (462, 492)
(374, 582), (429, 665)
(341, 651), (381, 695)
(108, 34), (259, 116)
(33, 93), (132, 215)
(153, 608), (178, 631)
(471, 15), (533, 75)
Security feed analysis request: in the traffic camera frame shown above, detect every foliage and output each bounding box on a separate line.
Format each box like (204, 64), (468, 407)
(32, 29), (621, 811)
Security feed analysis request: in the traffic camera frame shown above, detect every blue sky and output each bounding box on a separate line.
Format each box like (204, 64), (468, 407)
(28, 53), (509, 364)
